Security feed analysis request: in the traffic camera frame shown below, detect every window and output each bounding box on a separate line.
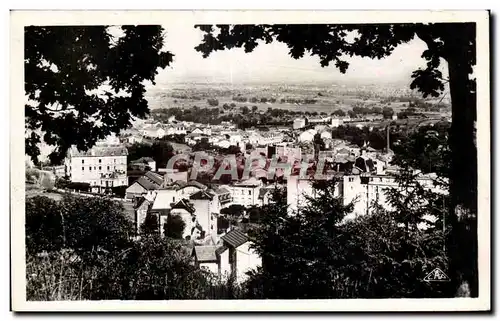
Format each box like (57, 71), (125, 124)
(99, 166), (102, 171)
(348, 177), (354, 182)
(99, 159), (102, 163)
(114, 159), (116, 163)
(89, 167), (92, 171)
(82, 167), (84, 171)
(107, 166), (110, 171)
(82, 160), (84, 164)
(173, 197), (175, 202)
(248, 190), (251, 195)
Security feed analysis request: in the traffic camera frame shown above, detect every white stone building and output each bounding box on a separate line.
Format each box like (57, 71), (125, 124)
(64, 143), (128, 192)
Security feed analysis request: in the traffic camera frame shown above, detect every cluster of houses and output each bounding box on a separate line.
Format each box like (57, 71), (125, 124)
(126, 169), (266, 283)
(56, 111), (449, 284)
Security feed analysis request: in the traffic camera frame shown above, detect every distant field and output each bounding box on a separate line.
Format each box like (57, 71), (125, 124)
(146, 94), (400, 115)
(145, 83), (450, 116)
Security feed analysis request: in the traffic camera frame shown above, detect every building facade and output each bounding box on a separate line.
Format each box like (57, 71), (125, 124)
(64, 143), (128, 192)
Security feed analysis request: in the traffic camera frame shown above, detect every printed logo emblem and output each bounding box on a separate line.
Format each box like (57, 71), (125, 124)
(423, 268), (450, 282)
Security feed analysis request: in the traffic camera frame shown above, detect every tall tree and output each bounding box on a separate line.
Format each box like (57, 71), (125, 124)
(195, 23), (478, 297)
(25, 26), (173, 164)
(164, 214), (186, 239)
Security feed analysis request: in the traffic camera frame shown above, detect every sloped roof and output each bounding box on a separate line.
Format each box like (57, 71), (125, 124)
(190, 190), (214, 200)
(134, 197), (151, 210)
(215, 245), (228, 256)
(211, 186), (230, 195)
(136, 157), (155, 163)
(221, 228), (248, 248)
(69, 145), (128, 157)
(145, 171), (164, 186)
(133, 171), (163, 191)
(134, 176), (161, 191)
(171, 199), (195, 214)
(193, 246), (218, 262)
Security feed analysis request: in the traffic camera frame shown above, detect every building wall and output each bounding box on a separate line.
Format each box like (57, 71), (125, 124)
(152, 189), (178, 210)
(235, 242), (262, 284)
(147, 161), (156, 172)
(286, 173), (447, 221)
(191, 199), (210, 234)
(135, 202), (149, 234)
(219, 250), (231, 280)
(125, 181), (147, 199)
(229, 185), (261, 207)
(67, 155), (127, 187)
(342, 174), (447, 219)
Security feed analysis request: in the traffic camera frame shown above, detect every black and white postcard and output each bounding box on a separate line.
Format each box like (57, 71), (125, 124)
(10, 10), (491, 312)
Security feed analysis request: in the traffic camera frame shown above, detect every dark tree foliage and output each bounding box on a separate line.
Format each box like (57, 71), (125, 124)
(90, 235), (216, 300)
(313, 133), (326, 153)
(383, 107), (395, 119)
(25, 195), (133, 256)
(246, 183), (355, 298)
(391, 124), (451, 181)
(220, 204), (246, 218)
(140, 212), (159, 236)
(25, 26), (173, 165)
(217, 216), (230, 234)
(26, 235), (227, 300)
(127, 140), (175, 169)
(332, 109), (346, 117)
(111, 185), (127, 198)
(194, 23), (477, 296)
(164, 214), (186, 239)
(207, 98), (219, 107)
(26, 196), (65, 253)
(243, 178), (449, 299)
(248, 206), (262, 224)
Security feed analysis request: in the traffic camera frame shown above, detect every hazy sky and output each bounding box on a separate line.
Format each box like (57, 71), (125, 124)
(150, 25), (449, 86)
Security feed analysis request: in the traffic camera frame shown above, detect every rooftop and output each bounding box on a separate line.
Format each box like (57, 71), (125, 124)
(221, 228), (249, 248)
(134, 175), (162, 191)
(171, 199), (195, 214)
(193, 246), (218, 262)
(69, 145), (128, 157)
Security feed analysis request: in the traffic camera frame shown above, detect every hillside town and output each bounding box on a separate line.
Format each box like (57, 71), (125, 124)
(22, 21), (481, 304)
(29, 110), (450, 284)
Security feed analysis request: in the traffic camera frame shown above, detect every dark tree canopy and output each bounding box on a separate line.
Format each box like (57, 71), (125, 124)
(25, 25), (173, 164)
(164, 214), (186, 239)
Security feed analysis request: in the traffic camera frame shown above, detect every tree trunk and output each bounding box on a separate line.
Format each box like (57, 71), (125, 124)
(446, 29), (478, 297)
